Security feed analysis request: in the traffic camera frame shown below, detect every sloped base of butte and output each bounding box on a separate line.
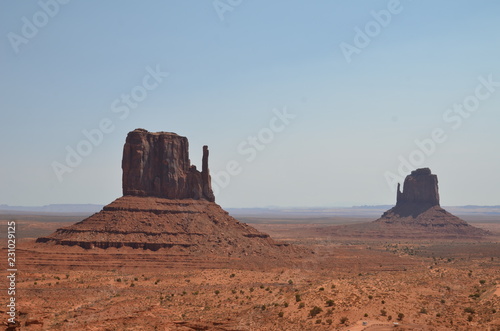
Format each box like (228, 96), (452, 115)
(373, 203), (488, 236)
(37, 196), (291, 257)
(322, 204), (488, 239)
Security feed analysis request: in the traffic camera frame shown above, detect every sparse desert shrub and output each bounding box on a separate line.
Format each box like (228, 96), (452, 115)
(231, 289), (236, 294)
(326, 318), (333, 325)
(326, 299), (334, 307)
(340, 316), (348, 324)
(54, 276), (60, 280)
(261, 305), (266, 310)
(368, 295), (373, 300)
(260, 285), (264, 289)
(381, 300), (385, 304)
(193, 291), (199, 295)
(182, 291), (186, 295)
(492, 309), (497, 314)
(298, 302), (305, 309)
(134, 277), (138, 281)
(265, 287), (270, 291)
(250, 287), (254, 292)
(464, 307), (475, 314)
(387, 315), (392, 321)
(397, 313), (404, 321)
(419, 307), (427, 314)
(65, 274), (70, 279)
(230, 273), (235, 278)
(331, 284), (336, 289)
(319, 287), (324, 291)
(295, 294), (302, 302)
(278, 312), (284, 317)
(479, 279), (486, 285)
(441, 299), (445, 304)
(116, 278), (122, 282)
(364, 313), (368, 317)
(436, 313), (441, 317)
(284, 302), (289, 308)
(130, 283), (135, 287)
(467, 315), (473, 322)
(288, 280), (293, 285)
(315, 319), (321, 324)
(380, 309), (387, 316)
(214, 290), (220, 295)
(309, 306), (323, 317)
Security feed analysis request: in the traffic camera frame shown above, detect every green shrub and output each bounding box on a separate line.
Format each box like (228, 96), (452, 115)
(309, 306), (323, 317)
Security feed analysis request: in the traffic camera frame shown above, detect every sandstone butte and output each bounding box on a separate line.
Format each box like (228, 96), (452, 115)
(37, 129), (294, 257)
(372, 167), (488, 237)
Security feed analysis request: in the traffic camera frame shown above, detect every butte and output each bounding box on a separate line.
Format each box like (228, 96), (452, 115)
(37, 129), (294, 259)
(322, 168), (488, 239)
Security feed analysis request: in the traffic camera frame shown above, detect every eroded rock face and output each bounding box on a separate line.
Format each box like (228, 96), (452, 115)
(396, 168), (439, 206)
(122, 129), (215, 202)
(36, 196), (286, 255)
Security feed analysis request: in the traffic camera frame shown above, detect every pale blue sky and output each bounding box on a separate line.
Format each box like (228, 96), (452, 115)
(1, 1), (499, 207)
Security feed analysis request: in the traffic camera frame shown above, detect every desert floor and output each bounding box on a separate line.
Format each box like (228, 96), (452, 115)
(1, 215), (499, 330)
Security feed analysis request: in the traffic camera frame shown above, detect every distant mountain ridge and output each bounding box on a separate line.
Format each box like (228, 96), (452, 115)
(1, 204), (499, 216)
(0, 204), (103, 214)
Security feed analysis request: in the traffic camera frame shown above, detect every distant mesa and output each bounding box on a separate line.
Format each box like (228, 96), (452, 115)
(37, 129), (293, 257)
(373, 167), (488, 237)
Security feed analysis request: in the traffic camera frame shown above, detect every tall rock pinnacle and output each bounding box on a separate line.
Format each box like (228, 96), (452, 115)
(396, 168), (440, 206)
(122, 129), (215, 201)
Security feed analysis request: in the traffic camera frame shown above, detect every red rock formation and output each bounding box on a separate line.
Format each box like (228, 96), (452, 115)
(122, 129), (215, 202)
(36, 196), (286, 256)
(396, 168), (439, 206)
(37, 129), (296, 256)
(373, 168), (488, 237)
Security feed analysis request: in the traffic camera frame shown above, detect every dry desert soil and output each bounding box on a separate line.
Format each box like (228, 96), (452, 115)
(1, 214), (500, 331)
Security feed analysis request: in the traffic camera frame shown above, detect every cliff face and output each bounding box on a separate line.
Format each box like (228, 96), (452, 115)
(396, 168), (439, 206)
(122, 129), (215, 202)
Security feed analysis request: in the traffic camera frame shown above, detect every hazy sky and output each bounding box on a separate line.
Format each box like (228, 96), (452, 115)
(1, 1), (499, 208)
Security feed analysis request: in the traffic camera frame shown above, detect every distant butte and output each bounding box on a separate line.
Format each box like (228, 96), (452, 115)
(37, 129), (295, 257)
(372, 168), (488, 236)
(318, 168), (488, 239)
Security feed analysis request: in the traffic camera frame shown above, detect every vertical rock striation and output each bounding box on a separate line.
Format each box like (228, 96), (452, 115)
(122, 128), (215, 202)
(396, 168), (439, 207)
